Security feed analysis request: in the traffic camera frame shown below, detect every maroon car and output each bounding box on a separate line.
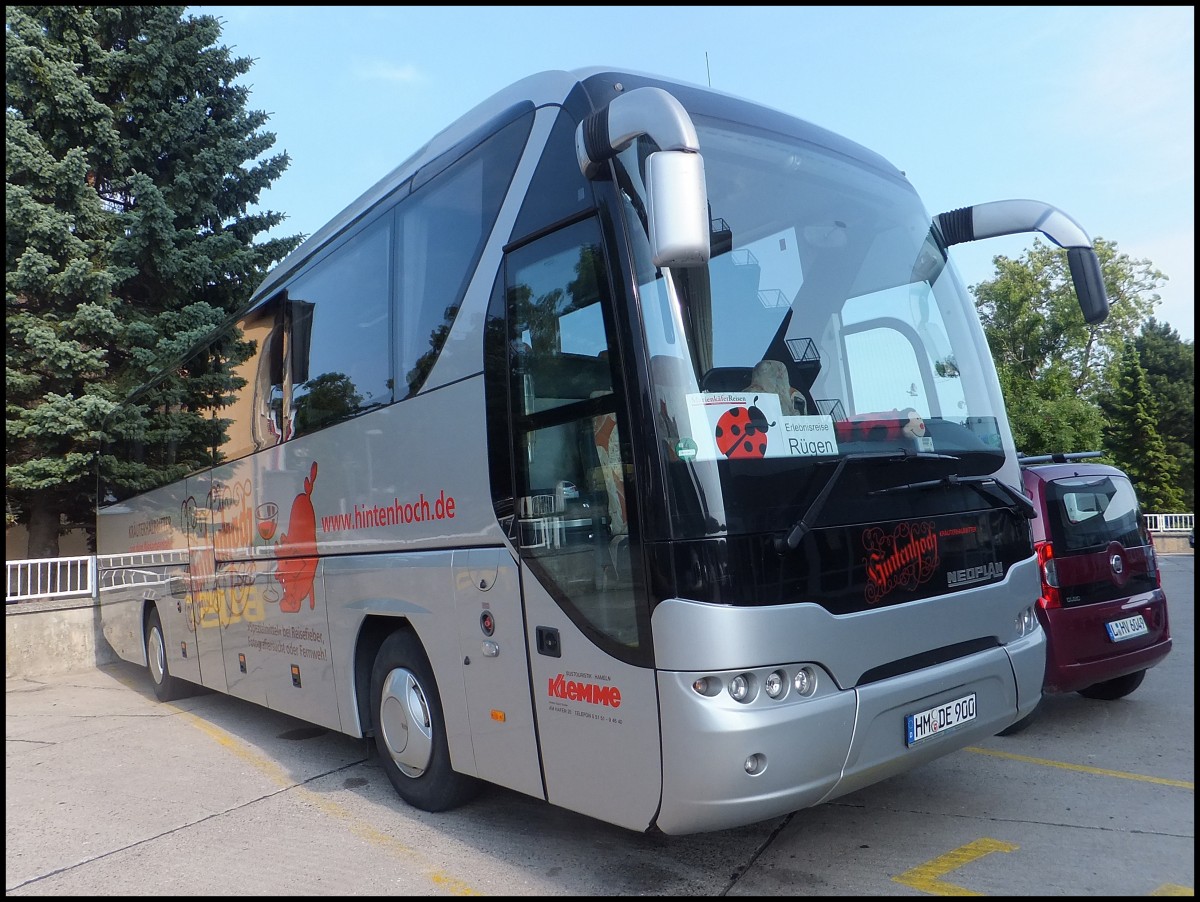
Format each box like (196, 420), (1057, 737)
(1000, 453), (1173, 734)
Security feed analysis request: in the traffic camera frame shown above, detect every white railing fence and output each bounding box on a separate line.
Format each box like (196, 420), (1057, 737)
(1143, 512), (1194, 534)
(7, 555), (96, 603)
(6, 512), (1194, 603)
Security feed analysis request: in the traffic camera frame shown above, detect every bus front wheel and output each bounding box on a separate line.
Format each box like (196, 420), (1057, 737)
(370, 630), (480, 812)
(145, 607), (187, 703)
(996, 699), (1040, 736)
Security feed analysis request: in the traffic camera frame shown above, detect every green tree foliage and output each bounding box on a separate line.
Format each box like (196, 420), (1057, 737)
(6, 6), (303, 556)
(972, 237), (1178, 467)
(996, 369), (1106, 460)
(1134, 319), (1195, 511)
(1099, 341), (1183, 512)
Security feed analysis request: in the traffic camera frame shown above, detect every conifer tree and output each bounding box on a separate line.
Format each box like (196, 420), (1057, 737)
(1134, 319), (1194, 512)
(1100, 340), (1183, 513)
(6, 6), (303, 556)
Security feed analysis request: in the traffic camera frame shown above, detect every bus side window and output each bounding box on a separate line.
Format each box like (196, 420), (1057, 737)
(286, 219), (393, 438)
(218, 291), (289, 460)
(396, 111), (531, 398)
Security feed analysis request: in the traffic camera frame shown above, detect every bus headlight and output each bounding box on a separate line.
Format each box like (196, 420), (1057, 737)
(690, 665), (823, 704)
(728, 673), (754, 703)
(793, 666), (817, 697)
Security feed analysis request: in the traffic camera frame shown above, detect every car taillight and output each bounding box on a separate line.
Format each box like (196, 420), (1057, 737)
(1146, 533), (1161, 587)
(1035, 540), (1062, 609)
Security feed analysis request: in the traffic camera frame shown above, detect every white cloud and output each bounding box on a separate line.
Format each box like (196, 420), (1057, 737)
(353, 61), (424, 84)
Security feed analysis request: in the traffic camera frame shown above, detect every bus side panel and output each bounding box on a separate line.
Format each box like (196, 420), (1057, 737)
(95, 562), (189, 671)
(213, 557), (268, 708)
(205, 557), (341, 731)
(522, 573), (663, 833)
(257, 564), (339, 730)
(97, 484), (206, 689)
(211, 381), (505, 562)
(322, 551), (474, 768)
(451, 547), (544, 799)
(183, 472), (229, 695)
(203, 452), (342, 730)
(96, 578), (150, 666)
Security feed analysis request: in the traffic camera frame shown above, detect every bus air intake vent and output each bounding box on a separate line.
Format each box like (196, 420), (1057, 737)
(857, 638), (997, 686)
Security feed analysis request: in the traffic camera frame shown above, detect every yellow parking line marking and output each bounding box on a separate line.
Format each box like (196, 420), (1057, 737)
(178, 708), (483, 896)
(892, 837), (1018, 895)
(1148, 884), (1194, 896)
(965, 746), (1194, 790)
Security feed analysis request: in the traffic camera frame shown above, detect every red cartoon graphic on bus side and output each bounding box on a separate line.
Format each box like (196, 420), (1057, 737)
(275, 461), (319, 613)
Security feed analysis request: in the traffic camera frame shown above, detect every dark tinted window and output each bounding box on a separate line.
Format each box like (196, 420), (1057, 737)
(398, 111), (532, 397)
(98, 108), (535, 500)
(1045, 474), (1145, 553)
(511, 107), (593, 242)
(286, 219), (392, 437)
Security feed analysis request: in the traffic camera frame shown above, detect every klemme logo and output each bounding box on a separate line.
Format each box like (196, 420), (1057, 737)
(548, 674), (622, 708)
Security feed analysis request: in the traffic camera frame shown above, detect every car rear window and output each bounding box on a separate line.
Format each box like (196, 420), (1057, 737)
(1044, 474), (1145, 553)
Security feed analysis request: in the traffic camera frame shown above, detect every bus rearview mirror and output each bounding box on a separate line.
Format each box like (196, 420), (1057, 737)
(646, 150), (711, 269)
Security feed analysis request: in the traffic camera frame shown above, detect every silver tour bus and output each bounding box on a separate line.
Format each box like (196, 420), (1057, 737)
(96, 67), (1109, 835)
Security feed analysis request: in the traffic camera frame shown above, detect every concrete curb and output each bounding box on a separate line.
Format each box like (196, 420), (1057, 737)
(5, 597), (121, 679)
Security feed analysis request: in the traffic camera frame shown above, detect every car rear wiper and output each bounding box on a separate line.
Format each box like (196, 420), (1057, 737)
(775, 450), (960, 552)
(869, 474), (1036, 520)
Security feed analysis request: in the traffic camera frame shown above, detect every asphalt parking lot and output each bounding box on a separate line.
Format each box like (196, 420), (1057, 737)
(6, 555), (1192, 896)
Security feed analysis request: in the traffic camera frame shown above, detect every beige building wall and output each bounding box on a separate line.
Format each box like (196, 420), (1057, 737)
(5, 526), (92, 562)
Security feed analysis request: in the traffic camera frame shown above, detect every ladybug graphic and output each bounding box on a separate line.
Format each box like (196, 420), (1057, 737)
(715, 396), (774, 458)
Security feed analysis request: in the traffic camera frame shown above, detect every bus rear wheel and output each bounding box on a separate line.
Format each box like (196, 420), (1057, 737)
(370, 630), (480, 812)
(146, 607), (187, 702)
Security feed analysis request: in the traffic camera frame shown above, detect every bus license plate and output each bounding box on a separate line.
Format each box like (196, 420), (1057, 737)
(905, 693), (976, 747)
(1105, 614), (1148, 642)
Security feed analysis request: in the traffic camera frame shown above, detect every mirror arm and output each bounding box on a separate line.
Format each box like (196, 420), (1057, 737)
(935, 200), (1109, 325)
(575, 87), (700, 177)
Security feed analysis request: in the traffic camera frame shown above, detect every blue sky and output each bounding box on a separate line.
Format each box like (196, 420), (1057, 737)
(194, 5), (1194, 342)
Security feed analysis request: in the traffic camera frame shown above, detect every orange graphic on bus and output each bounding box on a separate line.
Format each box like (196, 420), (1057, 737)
(276, 461), (319, 613)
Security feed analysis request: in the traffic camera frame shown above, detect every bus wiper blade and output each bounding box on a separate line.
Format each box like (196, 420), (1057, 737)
(870, 474), (1036, 519)
(775, 450), (957, 553)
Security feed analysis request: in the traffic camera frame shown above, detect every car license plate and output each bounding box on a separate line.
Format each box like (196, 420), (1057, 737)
(1105, 614), (1148, 642)
(905, 693), (976, 746)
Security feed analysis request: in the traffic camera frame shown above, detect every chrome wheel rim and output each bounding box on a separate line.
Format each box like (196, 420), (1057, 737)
(379, 667), (433, 778)
(148, 624), (166, 685)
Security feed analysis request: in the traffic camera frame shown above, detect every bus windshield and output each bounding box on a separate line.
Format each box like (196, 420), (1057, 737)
(623, 115), (1010, 541)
